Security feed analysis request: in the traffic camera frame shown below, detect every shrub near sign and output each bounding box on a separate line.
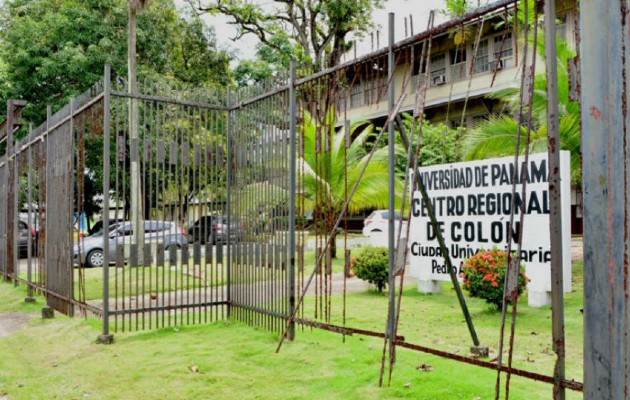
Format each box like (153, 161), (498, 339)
(408, 152), (571, 307)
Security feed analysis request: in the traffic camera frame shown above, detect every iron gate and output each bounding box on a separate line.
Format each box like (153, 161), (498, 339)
(0, 1), (589, 395)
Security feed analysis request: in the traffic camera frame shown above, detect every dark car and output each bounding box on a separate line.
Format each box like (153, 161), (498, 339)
(188, 215), (244, 244)
(18, 220), (37, 257)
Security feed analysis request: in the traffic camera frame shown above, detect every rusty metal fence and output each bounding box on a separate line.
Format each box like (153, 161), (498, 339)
(0, 65), (298, 336)
(0, 0), (591, 397)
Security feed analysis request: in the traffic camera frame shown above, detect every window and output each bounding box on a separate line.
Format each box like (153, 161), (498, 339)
(430, 53), (447, 86)
(450, 118), (465, 130)
(493, 32), (513, 68)
(350, 81), (362, 108)
(144, 221), (169, 232)
(473, 39), (490, 74)
(118, 225), (133, 236)
(450, 47), (467, 81)
(365, 77), (387, 104)
(410, 60), (427, 93)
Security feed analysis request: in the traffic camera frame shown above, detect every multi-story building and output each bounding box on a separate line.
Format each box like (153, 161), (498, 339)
(338, 0), (581, 232)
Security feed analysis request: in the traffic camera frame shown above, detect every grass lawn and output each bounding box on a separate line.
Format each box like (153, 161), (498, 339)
(0, 260), (584, 399)
(68, 249), (340, 301)
(72, 264), (228, 301)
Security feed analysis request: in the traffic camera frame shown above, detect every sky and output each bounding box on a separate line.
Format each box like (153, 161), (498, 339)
(0, 0), (450, 62)
(177, 0), (448, 63)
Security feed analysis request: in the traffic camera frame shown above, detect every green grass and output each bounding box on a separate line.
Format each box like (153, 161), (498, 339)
(297, 260), (584, 386)
(62, 248), (349, 301)
(0, 261), (584, 399)
(72, 264), (228, 301)
(302, 250), (347, 274)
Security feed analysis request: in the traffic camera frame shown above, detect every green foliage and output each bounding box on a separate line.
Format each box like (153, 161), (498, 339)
(396, 113), (462, 168)
(493, 0), (537, 32)
(300, 110), (405, 257)
(300, 110), (405, 216)
(0, 0), (231, 124)
(0, 0), (232, 223)
(462, 37), (581, 184)
(442, 0), (471, 17)
(352, 245), (389, 292)
(187, 0), (383, 71)
(170, 14), (231, 86)
(234, 59), (274, 86)
(461, 248), (528, 309)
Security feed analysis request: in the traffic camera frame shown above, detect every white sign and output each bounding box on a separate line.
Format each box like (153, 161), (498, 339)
(408, 152), (571, 307)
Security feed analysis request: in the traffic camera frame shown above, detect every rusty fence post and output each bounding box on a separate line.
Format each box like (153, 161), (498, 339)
(98, 65), (114, 345)
(580, 1), (630, 398)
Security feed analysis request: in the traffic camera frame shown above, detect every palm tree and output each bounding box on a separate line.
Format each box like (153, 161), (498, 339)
(299, 111), (405, 258)
(462, 38), (581, 184)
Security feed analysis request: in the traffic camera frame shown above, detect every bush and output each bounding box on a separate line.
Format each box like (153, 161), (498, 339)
(460, 248), (528, 309)
(352, 246), (389, 292)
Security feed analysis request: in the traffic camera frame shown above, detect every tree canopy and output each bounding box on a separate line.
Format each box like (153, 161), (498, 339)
(186, 0), (384, 72)
(0, 0), (232, 124)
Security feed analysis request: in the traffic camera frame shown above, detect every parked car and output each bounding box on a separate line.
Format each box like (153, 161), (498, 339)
(73, 220), (187, 267)
(362, 210), (408, 239)
(18, 219), (38, 257)
(188, 215), (244, 244)
(19, 212), (40, 233)
(88, 219), (105, 236)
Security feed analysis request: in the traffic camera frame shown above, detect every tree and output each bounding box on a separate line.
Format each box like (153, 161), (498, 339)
(300, 111), (405, 258)
(233, 58), (274, 87)
(0, 0), (232, 224)
(394, 113), (462, 172)
(461, 37), (581, 184)
(185, 0), (383, 72)
(171, 14), (232, 86)
(443, 0), (472, 17)
(0, 0), (232, 124)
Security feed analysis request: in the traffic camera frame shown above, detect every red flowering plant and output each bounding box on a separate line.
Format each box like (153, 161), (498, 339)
(460, 248), (528, 309)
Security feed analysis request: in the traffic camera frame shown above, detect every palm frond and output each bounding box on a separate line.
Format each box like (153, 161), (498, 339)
(463, 115), (534, 160)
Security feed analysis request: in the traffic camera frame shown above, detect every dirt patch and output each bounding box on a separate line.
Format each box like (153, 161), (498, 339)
(571, 237), (583, 261)
(0, 313), (33, 338)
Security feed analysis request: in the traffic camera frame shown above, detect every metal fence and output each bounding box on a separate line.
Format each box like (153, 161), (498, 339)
(0, 0), (593, 397)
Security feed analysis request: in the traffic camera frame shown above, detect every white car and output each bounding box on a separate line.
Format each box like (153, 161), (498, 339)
(362, 210), (408, 243)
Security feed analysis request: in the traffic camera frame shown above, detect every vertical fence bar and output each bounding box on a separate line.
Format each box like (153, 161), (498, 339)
(580, 1), (630, 399)
(543, 1), (565, 399)
(6, 100), (15, 283)
(230, 88), (234, 319)
(26, 131), (34, 302)
(99, 65), (114, 344)
(288, 60), (297, 340)
(12, 132), (18, 287)
(68, 97), (75, 316)
(386, 11), (396, 350)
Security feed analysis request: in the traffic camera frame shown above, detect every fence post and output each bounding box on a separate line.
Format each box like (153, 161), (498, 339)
(6, 100), (15, 284)
(12, 125), (18, 288)
(386, 11), (396, 350)
(98, 65), (114, 344)
(543, 1), (566, 399)
(226, 87), (232, 319)
(288, 60), (297, 341)
(25, 123), (34, 302)
(580, 1), (630, 398)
